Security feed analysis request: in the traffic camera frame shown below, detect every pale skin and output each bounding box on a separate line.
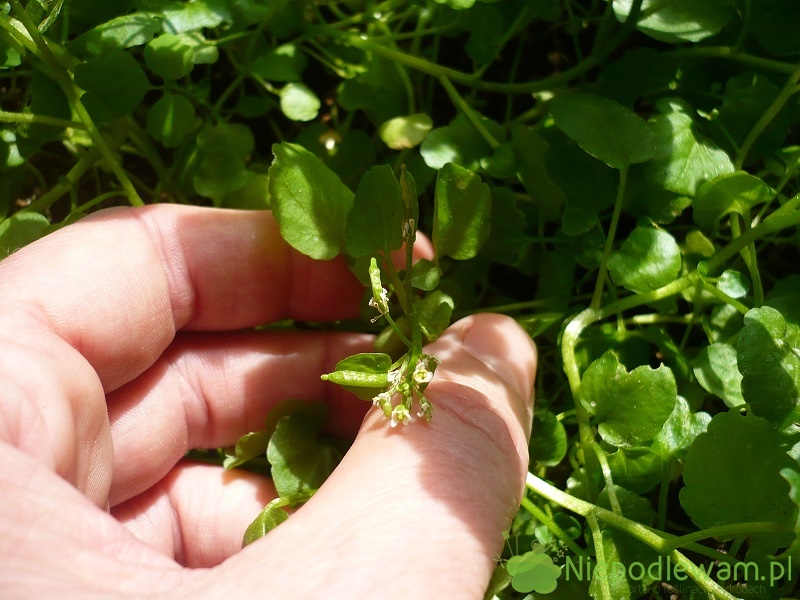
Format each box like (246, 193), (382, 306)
(0, 205), (537, 598)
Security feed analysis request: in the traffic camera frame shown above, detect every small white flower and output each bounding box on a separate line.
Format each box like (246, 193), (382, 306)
(390, 405), (412, 427)
(368, 287), (390, 323)
(373, 391), (392, 406)
(413, 361), (433, 384)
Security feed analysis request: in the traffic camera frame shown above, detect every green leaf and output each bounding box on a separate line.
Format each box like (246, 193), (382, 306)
(415, 291), (454, 342)
(607, 227), (681, 294)
(717, 269), (749, 299)
(242, 501), (289, 546)
(338, 54), (407, 125)
(529, 409), (568, 467)
(321, 353), (392, 400)
(751, 0), (800, 57)
(250, 43), (307, 82)
(17, 71), (70, 155)
(692, 343), (745, 408)
(135, 0), (231, 34)
(679, 410), (796, 557)
(192, 123), (253, 201)
(0, 213), (49, 259)
(738, 306), (800, 431)
(606, 447), (664, 494)
(432, 163), (491, 261)
(693, 171), (772, 227)
(580, 351), (677, 447)
(410, 258), (441, 291)
(267, 405), (341, 498)
(268, 142), (354, 260)
(651, 396), (711, 461)
(144, 34), (194, 80)
(345, 165), (403, 258)
(513, 126), (567, 224)
(379, 114), (433, 150)
(146, 92), (198, 148)
(550, 93), (656, 169)
(612, 0), (736, 43)
(420, 113), (504, 171)
(279, 83), (320, 122)
(716, 73), (799, 161)
(69, 12), (164, 56)
(223, 429), (269, 470)
(74, 50), (150, 122)
(482, 187), (531, 266)
(640, 98), (735, 197)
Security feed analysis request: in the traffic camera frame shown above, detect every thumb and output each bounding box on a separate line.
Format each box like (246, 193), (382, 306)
(190, 313), (536, 598)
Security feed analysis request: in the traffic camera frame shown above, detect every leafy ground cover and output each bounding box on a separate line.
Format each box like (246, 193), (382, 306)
(3, 0), (800, 598)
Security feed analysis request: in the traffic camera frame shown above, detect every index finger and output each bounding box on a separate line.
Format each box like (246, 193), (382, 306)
(0, 205), (363, 391)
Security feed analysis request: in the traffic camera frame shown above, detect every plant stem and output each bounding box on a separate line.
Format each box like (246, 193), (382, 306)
(438, 75), (499, 149)
(520, 496), (588, 558)
(736, 66), (800, 168)
(331, 29), (601, 94)
(8, 0), (143, 207)
(662, 521), (792, 552)
(527, 473), (742, 600)
(591, 166), (628, 312)
(700, 281), (751, 315)
(668, 46), (798, 75)
(21, 147), (102, 214)
(0, 109), (84, 129)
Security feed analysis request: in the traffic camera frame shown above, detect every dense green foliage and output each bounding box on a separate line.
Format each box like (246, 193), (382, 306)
(3, 0), (800, 598)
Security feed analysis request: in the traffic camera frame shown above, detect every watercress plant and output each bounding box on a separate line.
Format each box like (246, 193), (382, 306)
(4, 0), (800, 598)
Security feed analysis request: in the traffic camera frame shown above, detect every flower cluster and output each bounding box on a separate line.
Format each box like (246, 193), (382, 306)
(372, 354), (440, 427)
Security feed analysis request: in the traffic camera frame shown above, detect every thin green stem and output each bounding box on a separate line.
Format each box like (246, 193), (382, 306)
(437, 75), (499, 149)
(331, 30), (601, 94)
(8, 0), (143, 207)
(0, 108), (84, 130)
(708, 208), (800, 273)
(668, 46), (798, 75)
(21, 148), (102, 214)
(736, 66), (800, 168)
(587, 514), (612, 600)
(591, 442), (621, 514)
(700, 281), (751, 315)
(520, 496), (588, 558)
(591, 166), (628, 312)
(527, 473), (741, 600)
(662, 521), (792, 552)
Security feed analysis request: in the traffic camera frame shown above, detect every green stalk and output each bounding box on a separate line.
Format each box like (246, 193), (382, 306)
(20, 147), (102, 214)
(527, 473), (742, 600)
(8, 0), (143, 207)
(662, 522), (792, 552)
(700, 281), (751, 315)
(331, 30), (601, 94)
(668, 47), (798, 76)
(438, 75), (499, 149)
(520, 496), (588, 558)
(591, 166), (628, 312)
(708, 209), (800, 273)
(0, 109), (84, 129)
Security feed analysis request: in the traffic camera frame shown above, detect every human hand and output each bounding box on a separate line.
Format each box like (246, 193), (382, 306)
(0, 205), (537, 598)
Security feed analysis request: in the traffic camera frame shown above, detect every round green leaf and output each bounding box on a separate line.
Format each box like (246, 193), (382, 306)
(550, 93), (656, 169)
(693, 171), (772, 226)
(279, 83), (320, 122)
(146, 92), (198, 147)
(680, 410), (796, 556)
(0, 212), (50, 259)
(580, 350), (677, 447)
(251, 43), (307, 82)
(143, 34), (194, 80)
(74, 50), (150, 122)
(613, 0), (736, 43)
(738, 306), (800, 431)
(608, 227), (681, 294)
(692, 343), (745, 408)
(379, 114), (433, 150)
(192, 123), (254, 200)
